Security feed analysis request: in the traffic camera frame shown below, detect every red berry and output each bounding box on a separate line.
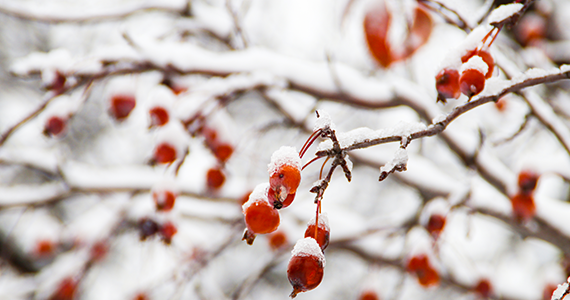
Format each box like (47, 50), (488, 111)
(267, 188), (296, 209)
(268, 231), (288, 251)
(511, 193), (536, 222)
(543, 284), (557, 300)
(35, 239), (55, 257)
(459, 68), (485, 98)
(518, 170), (539, 195)
(461, 49), (494, 79)
(406, 254), (440, 287)
(359, 290), (380, 300)
(159, 221), (177, 245)
(44, 116), (67, 137)
(214, 143), (233, 163)
(515, 13), (546, 46)
(133, 293), (149, 300)
(287, 238), (325, 298)
(206, 167), (225, 189)
(153, 143), (177, 164)
(304, 215), (330, 251)
(364, 4), (393, 68)
(243, 191), (280, 236)
(405, 7), (432, 57)
(49, 277), (77, 300)
(475, 279), (493, 298)
(426, 214), (446, 239)
(46, 71), (66, 95)
(269, 164), (301, 200)
(149, 106), (169, 127)
(152, 190), (177, 211)
(435, 68), (461, 102)
(109, 94), (136, 121)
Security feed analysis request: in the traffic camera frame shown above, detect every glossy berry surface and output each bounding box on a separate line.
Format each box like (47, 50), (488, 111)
(426, 214), (446, 239)
(153, 143), (177, 164)
(436, 68), (461, 102)
(459, 69), (485, 98)
(206, 167), (226, 189)
(109, 94), (136, 121)
(461, 49), (494, 79)
(243, 198), (280, 235)
(270, 164), (301, 200)
(287, 251), (325, 297)
(363, 5), (392, 68)
(268, 188), (296, 209)
(304, 221), (330, 251)
(149, 106), (169, 127)
(44, 116), (67, 137)
(153, 190), (176, 211)
(49, 277), (77, 300)
(406, 254), (440, 287)
(518, 170), (539, 195)
(511, 193), (536, 222)
(159, 221), (177, 245)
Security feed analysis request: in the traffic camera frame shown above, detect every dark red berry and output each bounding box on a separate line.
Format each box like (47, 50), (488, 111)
(149, 106), (169, 127)
(159, 222), (177, 245)
(511, 193), (536, 222)
(153, 143), (177, 164)
(109, 94), (136, 121)
(406, 254), (440, 287)
(287, 238), (325, 298)
(44, 116), (67, 137)
(518, 170), (539, 195)
(459, 68), (485, 98)
(49, 277), (77, 300)
(206, 168), (225, 189)
(364, 4), (392, 68)
(359, 290), (380, 300)
(304, 216), (330, 251)
(436, 68), (461, 102)
(426, 214), (446, 239)
(153, 190), (177, 211)
(475, 279), (493, 298)
(139, 218), (160, 241)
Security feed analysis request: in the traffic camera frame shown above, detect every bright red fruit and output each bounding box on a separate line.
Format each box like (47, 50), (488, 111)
(109, 94), (136, 121)
(304, 215), (330, 251)
(435, 68), (461, 102)
(518, 170), (539, 195)
(268, 188), (296, 209)
(511, 193), (536, 222)
(364, 4), (392, 68)
(46, 71), (66, 95)
(359, 290), (380, 300)
(44, 116), (67, 137)
(461, 49), (494, 79)
(159, 221), (177, 245)
(206, 167), (225, 189)
(287, 238), (325, 298)
(133, 293), (149, 300)
(459, 68), (485, 98)
(153, 143), (177, 164)
(406, 254), (440, 287)
(268, 231), (288, 251)
(405, 7), (433, 57)
(152, 190), (177, 211)
(35, 239), (55, 257)
(149, 106), (169, 127)
(475, 279), (493, 298)
(242, 184), (281, 244)
(426, 214), (446, 239)
(49, 277), (77, 300)
(270, 164), (301, 199)
(214, 143), (233, 163)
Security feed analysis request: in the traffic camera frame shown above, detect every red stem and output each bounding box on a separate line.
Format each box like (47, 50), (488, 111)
(299, 129), (322, 158)
(302, 156), (324, 171)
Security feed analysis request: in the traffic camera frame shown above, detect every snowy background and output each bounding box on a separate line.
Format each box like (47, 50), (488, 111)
(1, 0), (570, 299)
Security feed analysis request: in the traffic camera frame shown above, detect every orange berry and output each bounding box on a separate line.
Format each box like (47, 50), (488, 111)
(461, 49), (494, 79)
(152, 190), (177, 211)
(511, 193), (536, 222)
(149, 106), (169, 127)
(206, 167), (225, 189)
(153, 143), (177, 164)
(363, 4), (392, 68)
(426, 214), (446, 239)
(243, 186), (280, 236)
(518, 170), (539, 195)
(109, 94), (136, 121)
(49, 277), (77, 300)
(459, 68), (485, 98)
(214, 143), (233, 163)
(287, 238), (325, 298)
(268, 231), (288, 251)
(359, 290), (380, 300)
(515, 13), (546, 46)
(406, 254), (440, 287)
(304, 214), (330, 251)
(435, 68), (461, 102)
(90, 241), (108, 262)
(160, 221), (177, 245)
(35, 239), (55, 257)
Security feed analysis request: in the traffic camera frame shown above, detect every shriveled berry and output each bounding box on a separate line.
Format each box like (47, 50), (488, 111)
(149, 106), (169, 127)
(153, 190), (177, 211)
(511, 193), (536, 222)
(287, 238), (325, 298)
(153, 143), (177, 164)
(49, 277), (77, 300)
(406, 254), (440, 287)
(109, 94), (136, 121)
(459, 68), (485, 98)
(364, 4), (392, 68)
(44, 116), (67, 137)
(435, 68), (461, 102)
(159, 221), (177, 245)
(518, 170), (539, 195)
(426, 214), (446, 239)
(206, 167), (225, 189)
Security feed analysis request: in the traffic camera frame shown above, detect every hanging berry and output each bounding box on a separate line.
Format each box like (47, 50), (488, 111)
(152, 189), (177, 211)
(459, 56), (488, 98)
(364, 3), (392, 68)
(406, 254), (440, 287)
(287, 237), (326, 298)
(461, 48), (494, 79)
(426, 214), (446, 240)
(517, 170), (539, 195)
(109, 94), (136, 121)
(49, 277), (78, 300)
(435, 68), (461, 102)
(510, 193), (536, 222)
(304, 213), (330, 251)
(242, 183), (281, 245)
(268, 146), (302, 209)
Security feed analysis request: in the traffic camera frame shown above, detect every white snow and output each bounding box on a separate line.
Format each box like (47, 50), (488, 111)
(488, 3), (524, 25)
(242, 182), (270, 212)
(307, 212), (330, 232)
(460, 55), (489, 75)
(313, 110), (334, 132)
(267, 146), (301, 176)
(380, 148), (408, 175)
(290, 237), (326, 267)
(552, 280), (569, 300)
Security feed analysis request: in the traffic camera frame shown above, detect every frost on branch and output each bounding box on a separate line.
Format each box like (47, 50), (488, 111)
(379, 148), (408, 181)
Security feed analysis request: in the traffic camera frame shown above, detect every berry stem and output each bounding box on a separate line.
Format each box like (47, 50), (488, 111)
(302, 156), (324, 171)
(319, 156), (331, 180)
(299, 129), (322, 159)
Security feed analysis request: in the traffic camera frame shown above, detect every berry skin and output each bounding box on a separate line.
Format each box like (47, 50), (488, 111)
(511, 193), (536, 222)
(405, 7), (433, 57)
(364, 4), (392, 68)
(44, 116), (67, 137)
(46, 71), (66, 95)
(459, 68), (486, 98)
(426, 214), (446, 239)
(518, 170), (539, 195)
(304, 215), (330, 251)
(159, 221), (177, 245)
(543, 284), (557, 300)
(242, 184), (281, 245)
(149, 106), (169, 127)
(269, 164), (301, 202)
(49, 277), (77, 300)
(268, 231), (288, 251)
(153, 143), (177, 164)
(287, 238), (325, 298)
(214, 143), (233, 163)
(359, 290), (380, 300)
(152, 190), (177, 211)
(461, 49), (494, 79)
(435, 68), (461, 102)
(406, 254), (440, 287)
(475, 278), (493, 298)
(268, 188), (296, 209)
(206, 167), (226, 189)
(109, 94), (136, 121)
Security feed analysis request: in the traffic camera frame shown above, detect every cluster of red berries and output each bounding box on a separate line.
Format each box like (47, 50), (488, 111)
(510, 170), (539, 222)
(406, 254), (440, 287)
(364, 3), (433, 68)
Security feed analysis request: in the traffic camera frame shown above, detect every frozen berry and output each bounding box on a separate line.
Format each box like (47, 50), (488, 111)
(461, 49), (494, 79)
(426, 214), (446, 239)
(149, 106), (169, 127)
(287, 238), (325, 298)
(269, 231), (288, 251)
(49, 277), (77, 300)
(152, 190), (177, 211)
(364, 4), (392, 68)
(406, 254), (440, 287)
(459, 68), (485, 98)
(35, 239), (55, 257)
(518, 170), (539, 195)
(242, 184), (280, 244)
(109, 94), (136, 121)
(268, 147), (302, 205)
(153, 143), (177, 164)
(159, 221), (177, 245)
(435, 68), (461, 102)
(206, 167), (225, 189)
(90, 241), (108, 262)
(44, 116), (67, 137)
(359, 290), (379, 300)
(475, 278), (493, 298)
(511, 193), (536, 222)
(304, 214), (330, 251)
(214, 143), (233, 163)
